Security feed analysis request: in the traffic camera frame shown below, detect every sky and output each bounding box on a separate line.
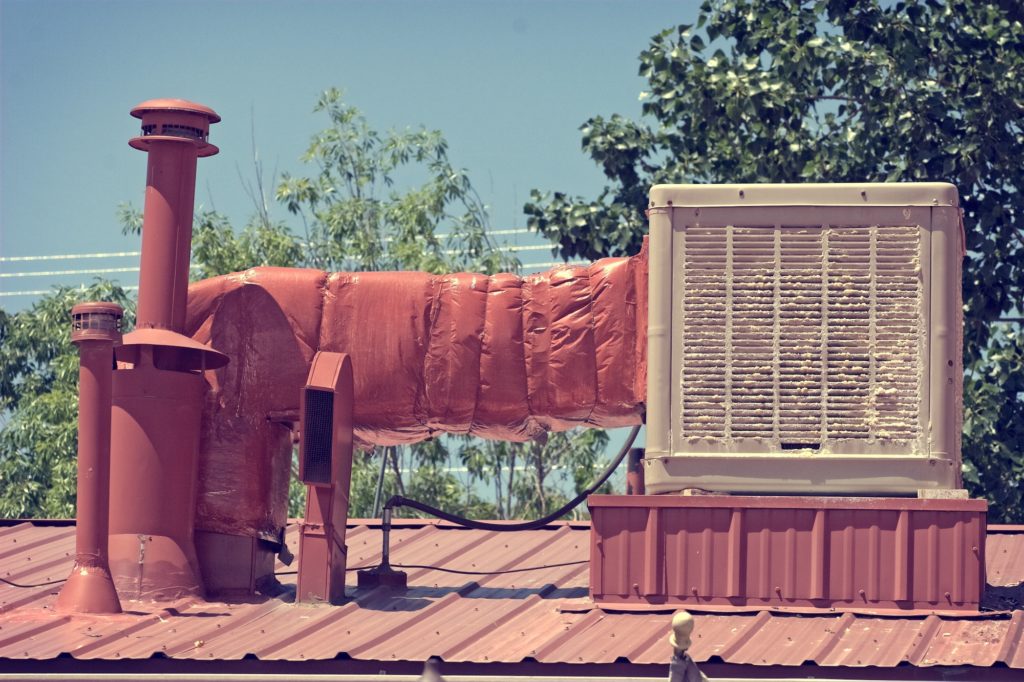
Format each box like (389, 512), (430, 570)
(1, 0), (696, 304)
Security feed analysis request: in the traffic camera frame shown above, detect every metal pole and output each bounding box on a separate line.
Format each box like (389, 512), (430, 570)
(372, 446), (389, 518)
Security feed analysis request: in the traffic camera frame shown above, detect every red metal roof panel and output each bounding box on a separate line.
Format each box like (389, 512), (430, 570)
(0, 519), (1021, 673)
(988, 531), (1024, 587)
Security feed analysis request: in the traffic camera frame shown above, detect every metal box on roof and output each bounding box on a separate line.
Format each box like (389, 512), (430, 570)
(589, 495), (986, 612)
(645, 183), (964, 495)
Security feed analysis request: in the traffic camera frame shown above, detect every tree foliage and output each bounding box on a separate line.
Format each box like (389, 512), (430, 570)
(459, 429), (612, 520)
(526, 0), (1024, 520)
(0, 282), (134, 517)
(276, 88), (518, 276)
(3, 90), (610, 522)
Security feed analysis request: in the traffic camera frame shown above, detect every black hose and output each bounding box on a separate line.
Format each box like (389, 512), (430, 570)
(383, 424), (642, 532)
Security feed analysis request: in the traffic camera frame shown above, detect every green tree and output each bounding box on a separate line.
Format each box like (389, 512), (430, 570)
(276, 88), (517, 276)
(527, 0), (1024, 521)
(0, 282), (134, 517)
(1, 89), (617, 522)
(459, 428), (611, 520)
(109, 89), (604, 522)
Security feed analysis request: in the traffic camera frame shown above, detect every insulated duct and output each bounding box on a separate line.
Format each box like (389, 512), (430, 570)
(184, 250), (648, 541)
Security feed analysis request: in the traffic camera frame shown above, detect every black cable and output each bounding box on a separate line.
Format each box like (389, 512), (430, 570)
(0, 576), (66, 588)
(389, 560), (587, 576)
(275, 558), (588, 578)
(383, 424), (642, 532)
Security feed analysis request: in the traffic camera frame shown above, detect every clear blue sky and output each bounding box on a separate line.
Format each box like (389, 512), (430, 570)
(1, 0), (694, 303)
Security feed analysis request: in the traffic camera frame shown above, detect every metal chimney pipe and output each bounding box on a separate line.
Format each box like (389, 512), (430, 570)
(56, 302), (123, 614)
(105, 100), (227, 601)
(129, 99), (219, 332)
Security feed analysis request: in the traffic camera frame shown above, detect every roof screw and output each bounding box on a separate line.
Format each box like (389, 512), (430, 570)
(739, 190), (745, 198)
(860, 190), (867, 200)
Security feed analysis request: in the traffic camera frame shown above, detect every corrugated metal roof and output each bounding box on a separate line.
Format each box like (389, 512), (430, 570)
(0, 519), (1021, 673)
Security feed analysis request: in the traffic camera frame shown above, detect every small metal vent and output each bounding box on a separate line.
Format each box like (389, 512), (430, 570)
(678, 224), (922, 451)
(302, 388), (334, 484)
(140, 123), (207, 141)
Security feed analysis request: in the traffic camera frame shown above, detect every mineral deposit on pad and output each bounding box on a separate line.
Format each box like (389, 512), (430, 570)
(678, 224), (922, 448)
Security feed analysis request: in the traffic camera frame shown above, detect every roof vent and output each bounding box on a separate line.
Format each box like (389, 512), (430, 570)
(296, 351), (354, 604)
(644, 183), (964, 495)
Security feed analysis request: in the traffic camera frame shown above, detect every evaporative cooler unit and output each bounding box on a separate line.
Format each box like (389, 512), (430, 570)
(644, 183), (964, 494)
(589, 183), (986, 612)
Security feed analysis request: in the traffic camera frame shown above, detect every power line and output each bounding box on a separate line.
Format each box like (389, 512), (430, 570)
(0, 266), (142, 279)
(0, 229), (584, 297)
(0, 230), (537, 264)
(523, 261), (588, 269)
(0, 286), (139, 298)
(0, 262), (587, 298)
(0, 250), (142, 263)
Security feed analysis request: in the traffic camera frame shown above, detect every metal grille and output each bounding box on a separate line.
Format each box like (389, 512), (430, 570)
(302, 388), (334, 484)
(679, 224), (922, 450)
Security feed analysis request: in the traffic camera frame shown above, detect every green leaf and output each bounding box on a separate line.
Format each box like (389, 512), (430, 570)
(526, 0), (1024, 522)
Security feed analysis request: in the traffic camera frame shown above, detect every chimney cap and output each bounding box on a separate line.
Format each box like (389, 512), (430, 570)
(71, 302), (123, 345)
(130, 99), (221, 124)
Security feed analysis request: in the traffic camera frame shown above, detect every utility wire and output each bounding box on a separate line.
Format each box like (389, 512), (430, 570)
(0, 266), (141, 279)
(0, 261), (581, 297)
(0, 286), (139, 298)
(0, 576), (66, 588)
(388, 560), (587, 576)
(384, 424), (641, 533)
(0, 229), (536, 264)
(0, 250), (142, 263)
(275, 558), (587, 578)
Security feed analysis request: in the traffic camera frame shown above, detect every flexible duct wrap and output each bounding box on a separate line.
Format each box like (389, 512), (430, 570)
(185, 245), (648, 539)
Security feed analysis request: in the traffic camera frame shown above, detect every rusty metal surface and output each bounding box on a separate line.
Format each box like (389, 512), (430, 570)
(0, 520), (1021, 670)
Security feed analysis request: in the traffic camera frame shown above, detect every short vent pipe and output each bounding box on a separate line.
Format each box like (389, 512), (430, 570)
(56, 303), (123, 614)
